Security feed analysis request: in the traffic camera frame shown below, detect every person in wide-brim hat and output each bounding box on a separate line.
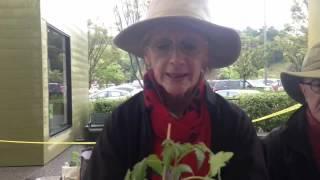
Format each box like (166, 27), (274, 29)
(84, 0), (269, 180)
(263, 43), (320, 180)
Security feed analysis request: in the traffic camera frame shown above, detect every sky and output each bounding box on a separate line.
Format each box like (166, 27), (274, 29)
(83, 0), (294, 34)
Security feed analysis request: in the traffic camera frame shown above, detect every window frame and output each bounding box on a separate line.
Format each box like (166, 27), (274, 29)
(47, 23), (72, 137)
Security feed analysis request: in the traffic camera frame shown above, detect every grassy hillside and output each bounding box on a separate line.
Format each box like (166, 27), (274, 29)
(267, 62), (291, 78)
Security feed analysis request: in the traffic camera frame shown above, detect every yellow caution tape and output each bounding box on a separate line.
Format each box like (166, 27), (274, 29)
(252, 104), (302, 123)
(0, 140), (96, 145)
(0, 104), (302, 145)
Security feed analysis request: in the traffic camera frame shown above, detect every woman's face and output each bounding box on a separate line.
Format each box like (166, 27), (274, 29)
(300, 78), (320, 121)
(143, 25), (209, 97)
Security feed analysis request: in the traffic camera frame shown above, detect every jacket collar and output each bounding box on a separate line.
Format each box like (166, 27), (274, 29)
(205, 82), (218, 105)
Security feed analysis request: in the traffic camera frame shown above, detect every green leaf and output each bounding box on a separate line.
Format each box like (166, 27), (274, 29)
(131, 159), (147, 180)
(209, 152), (234, 177)
(179, 143), (193, 154)
(162, 146), (174, 168)
(204, 177), (215, 180)
(162, 139), (176, 168)
(162, 139), (174, 146)
(146, 155), (163, 175)
(175, 143), (193, 161)
(172, 164), (193, 180)
(194, 143), (211, 153)
(124, 169), (131, 180)
(194, 148), (206, 170)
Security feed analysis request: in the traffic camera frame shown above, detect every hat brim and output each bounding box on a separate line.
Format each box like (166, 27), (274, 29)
(281, 70), (320, 103)
(114, 16), (241, 69)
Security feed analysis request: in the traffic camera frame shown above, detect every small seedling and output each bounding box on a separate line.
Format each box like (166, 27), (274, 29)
(69, 151), (81, 167)
(125, 124), (233, 180)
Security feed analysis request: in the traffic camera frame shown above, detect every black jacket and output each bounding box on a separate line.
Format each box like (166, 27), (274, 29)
(263, 107), (320, 180)
(84, 86), (268, 180)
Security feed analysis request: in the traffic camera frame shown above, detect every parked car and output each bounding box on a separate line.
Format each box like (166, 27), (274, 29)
(215, 89), (261, 98)
(246, 80), (273, 91)
(210, 80), (251, 91)
(89, 87), (99, 95)
(109, 84), (142, 96)
(131, 80), (144, 89)
(89, 88), (130, 101)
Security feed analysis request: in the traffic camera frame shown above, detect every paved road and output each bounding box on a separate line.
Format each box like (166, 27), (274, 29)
(0, 145), (87, 180)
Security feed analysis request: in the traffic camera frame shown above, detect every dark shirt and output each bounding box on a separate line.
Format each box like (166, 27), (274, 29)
(84, 86), (268, 180)
(307, 109), (320, 171)
(263, 107), (320, 180)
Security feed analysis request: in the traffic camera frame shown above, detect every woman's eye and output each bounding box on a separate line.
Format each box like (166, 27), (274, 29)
(156, 43), (171, 51)
(182, 42), (196, 51)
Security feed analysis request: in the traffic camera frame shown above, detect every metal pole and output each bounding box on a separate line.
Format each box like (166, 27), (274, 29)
(263, 0), (268, 84)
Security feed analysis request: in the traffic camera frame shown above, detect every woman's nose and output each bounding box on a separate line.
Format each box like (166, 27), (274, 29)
(168, 46), (186, 65)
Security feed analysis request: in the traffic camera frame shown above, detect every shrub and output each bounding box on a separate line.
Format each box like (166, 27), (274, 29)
(90, 93), (298, 132)
(91, 99), (126, 113)
(235, 92), (297, 132)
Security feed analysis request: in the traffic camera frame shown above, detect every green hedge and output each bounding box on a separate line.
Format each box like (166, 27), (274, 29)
(235, 92), (297, 132)
(91, 99), (126, 113)
(91, 92), (298, 132)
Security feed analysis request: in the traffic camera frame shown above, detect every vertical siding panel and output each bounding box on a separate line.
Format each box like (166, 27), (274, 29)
(0, 0), (44, 166)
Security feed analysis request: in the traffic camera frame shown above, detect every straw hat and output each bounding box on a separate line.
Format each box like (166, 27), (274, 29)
(281, 42), (320, 103)
(114, 0), (241, 69)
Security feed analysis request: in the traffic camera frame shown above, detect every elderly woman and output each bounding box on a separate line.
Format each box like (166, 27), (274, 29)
(263, 43), (320, 180)
(84, 0), (268, 179)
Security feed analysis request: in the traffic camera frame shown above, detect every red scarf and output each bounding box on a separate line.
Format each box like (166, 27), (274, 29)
(307, 109), (320, 171)
(143, 70), (212, 179)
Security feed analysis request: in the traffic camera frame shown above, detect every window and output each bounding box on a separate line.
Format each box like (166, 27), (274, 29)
(47, 24), (72, 136)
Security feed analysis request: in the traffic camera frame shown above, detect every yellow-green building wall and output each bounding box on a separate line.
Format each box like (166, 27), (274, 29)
(0, 0), (89, 166)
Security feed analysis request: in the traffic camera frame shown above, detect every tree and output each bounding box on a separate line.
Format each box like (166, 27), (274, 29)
(96, 63), (126, 85)
(274, 34), (306, 72)
(276, 0), (308, 72)
(113, 0), (149, 32)
(289, 0), (308, 34)
(217, 67), (240, 80)
(233, 48), (264, 87)
(264, 40), (284, 65)
(218, 31), (265, 82)
(113, 0), (150, 81)
(88, 20), (112, 85)
(242, 26), (284, 66)
(94, 45), (128, 85)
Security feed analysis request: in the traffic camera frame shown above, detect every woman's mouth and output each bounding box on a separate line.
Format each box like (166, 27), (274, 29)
(166, 73), (188, 80)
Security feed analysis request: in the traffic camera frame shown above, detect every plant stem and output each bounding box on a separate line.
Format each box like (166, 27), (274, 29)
(166, 123), (171, 140)
(163, 123), (171, 180)
(162, 166), (166, 180)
